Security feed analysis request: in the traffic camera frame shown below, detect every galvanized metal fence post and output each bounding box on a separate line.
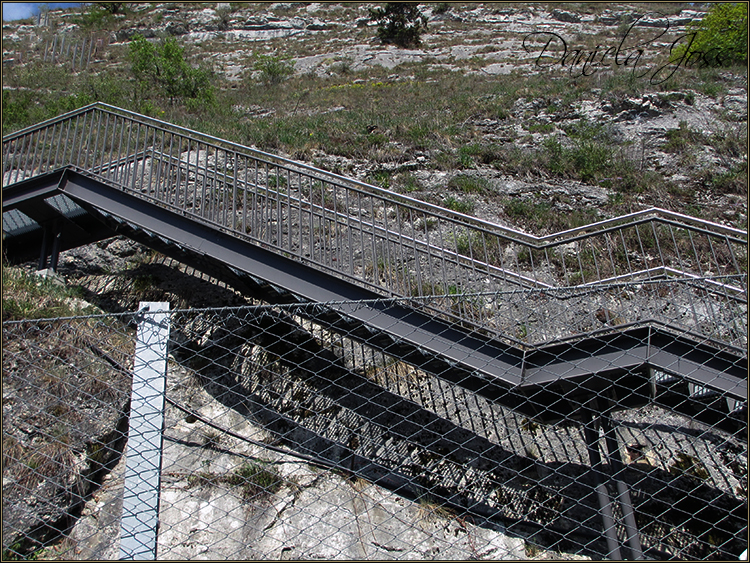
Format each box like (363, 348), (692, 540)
(119, 302), (170, 560)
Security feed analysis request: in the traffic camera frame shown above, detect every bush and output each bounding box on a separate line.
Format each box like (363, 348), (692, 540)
(253, 54), (294, 85)
(448, 174), (491, 195)
(676, 3), (747, 66)
(369, 3), (428, 48)
(75, 3), (124, 29)
(129, 35), (214, 106)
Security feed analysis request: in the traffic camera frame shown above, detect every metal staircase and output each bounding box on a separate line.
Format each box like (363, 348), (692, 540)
(3, 103), (747, 558)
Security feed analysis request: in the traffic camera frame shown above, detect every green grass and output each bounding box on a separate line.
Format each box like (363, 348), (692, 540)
(448, 174), (491, 195)
(1, 266), (92, 320)
(1, 2), (745, 222)
(663, 121), (706, 153)
(443, 195), (474, 215)
(187, 461), (285, 502)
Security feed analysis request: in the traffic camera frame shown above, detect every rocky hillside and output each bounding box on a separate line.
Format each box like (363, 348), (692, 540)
(2, 2), (747, 232)
(2, 3), (747, 560)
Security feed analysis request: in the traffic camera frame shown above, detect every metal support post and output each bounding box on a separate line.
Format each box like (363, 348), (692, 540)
(602, 413), (643, 560)
(49, 219), (62, 272)
(37, 224), (51, 271)
(119, 302), (170, 560)
(583, 410), (622, 560)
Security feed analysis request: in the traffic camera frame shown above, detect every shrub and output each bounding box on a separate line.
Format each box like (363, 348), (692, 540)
(675, 3), (747, 66)
(215, 4), (233, 31)
(254, 54), (294, 85)
(75, 3), (124, 29)
(448, 174), (491, 195)
(663, 121), (705, 153)
(369, 3), (428, 48)
(443, 196), (474, 215)
(129, 35), (214, 106)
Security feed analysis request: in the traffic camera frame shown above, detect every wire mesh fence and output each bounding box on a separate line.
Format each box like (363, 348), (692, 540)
(3, 294), (746, 560)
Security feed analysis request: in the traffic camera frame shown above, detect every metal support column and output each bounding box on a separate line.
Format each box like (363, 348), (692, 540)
(583, 406), (644, 560)
(602, 413), (643, 560)
(37, 224), (51, 271)
(36, 219), (63, 273)
(119, 302), (170, 560)
(583, 410), (623, 560)
(49, 219), (62, 272)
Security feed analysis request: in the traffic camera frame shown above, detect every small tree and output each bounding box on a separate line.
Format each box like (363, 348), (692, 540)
(129, 35), (213, 106)
(369, 3), (428, 48)
(94, 2), (124, 14)
(254, 54), (294, 85)
(677, 3), (747, 66)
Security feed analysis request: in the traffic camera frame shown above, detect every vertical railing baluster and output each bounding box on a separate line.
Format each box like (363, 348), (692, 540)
(213, 147), (220, 223)
(153, 128), (165, 201)
(39, 122), (51, 174)
(153, 129), (163, 201)
(204, 145), (212, 222)
(173, 135), (183, 209)
(617, 229), (633, 281)
(85, 109), (103, 173)
(242, 155), (249, 234)
(184, 135), (192, 212)
(28, 128), (41, 179)
(332, 182), (340, 269)
(55, 115), (68, 170)
(192, 142), (201, 215)
(11, 134), (27, 184)
(200, 144), (210, 220)
(344, 187), (353, 276)
(164, 132), (175, 206)
(125, 117), (136, 188)
(74, 108), (89, 169)
(650, 220), (667, 272)
(232, 152), (240, 234)
(18, 130), (35, 183)
(221, 150), (228, 227)
(266, 162), (273, 243)
(3, 138), (14, 184)
(99, 112), (111, 177)
(113, 115), (126, 185)
(395, 205), (407, 294)
(410, 208), (423, 297)
(145, 126), (157, 197)
(275, 165), (281, 246)
(285, 168), (292, 252)
(356, 191), (365, 282)
(319, 180), (327, 264)
(108, 114), (119, 183)
(68, 114), (82, 170)
(296, 172), (304, 257)
(252, 159), (259, 239)
(369, 192), (379, 287)
(307, 176), (315, 263)
(132, 121), (144, 193)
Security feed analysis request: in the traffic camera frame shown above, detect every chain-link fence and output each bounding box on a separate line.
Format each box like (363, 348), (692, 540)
(3, 292), (746, 560)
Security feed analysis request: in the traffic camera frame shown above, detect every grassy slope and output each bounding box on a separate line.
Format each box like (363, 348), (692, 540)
(1, 2), (747, 232)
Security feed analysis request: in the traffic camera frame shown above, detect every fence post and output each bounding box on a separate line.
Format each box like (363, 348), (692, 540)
(119, 302), (170, 560)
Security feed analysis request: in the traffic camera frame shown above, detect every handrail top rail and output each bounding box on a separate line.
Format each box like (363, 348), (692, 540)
(3, 103), (748, 246)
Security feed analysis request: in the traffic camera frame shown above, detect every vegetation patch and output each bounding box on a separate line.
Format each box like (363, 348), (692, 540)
(674, 3), (747, 66)
(443, 195), (474, 215)
(187, 461), (285, 502)
(1, 266), (95, 320)
(129, 34), (214, 107)
(447, 174), (491, 195)
(369, 3), (428, 48)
